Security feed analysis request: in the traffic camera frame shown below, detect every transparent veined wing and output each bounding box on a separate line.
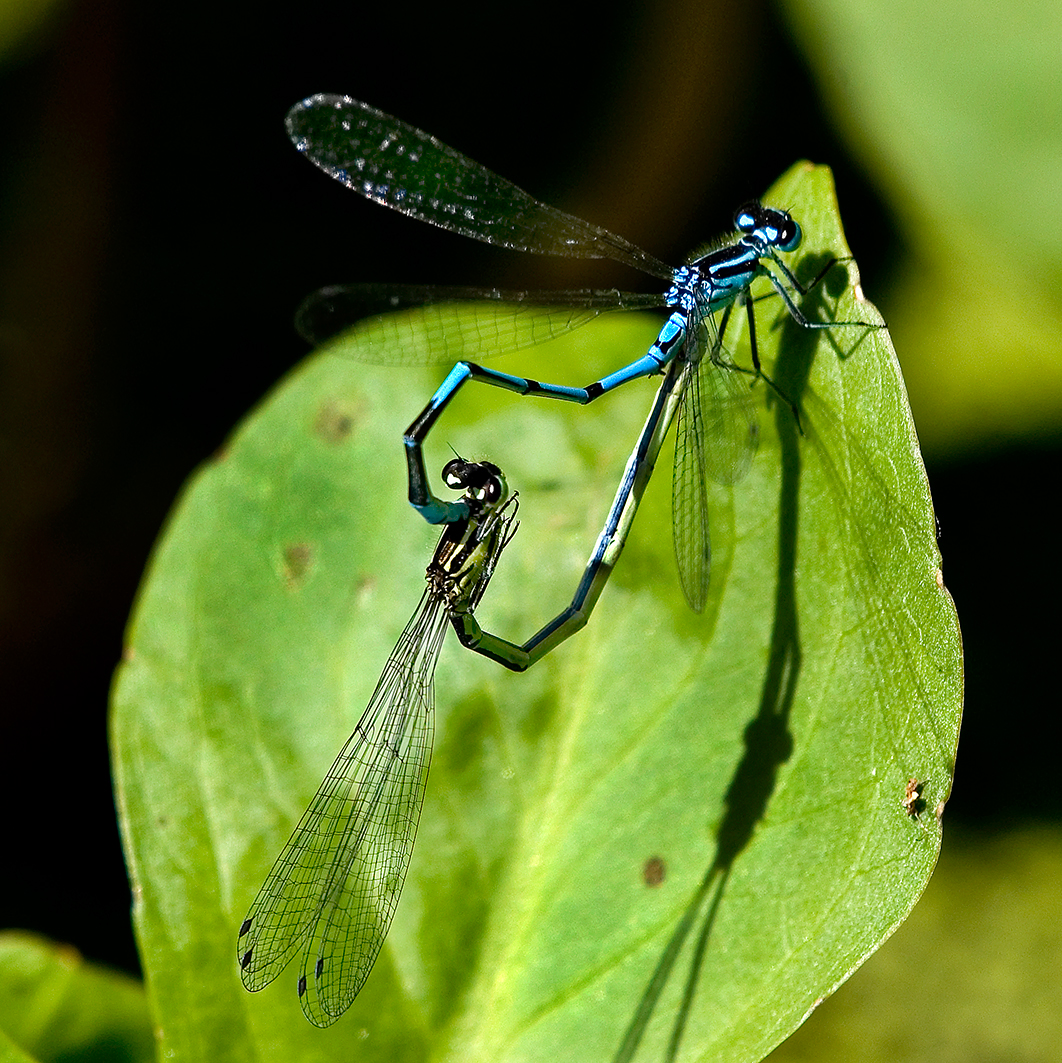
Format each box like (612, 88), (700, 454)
(238, 590), (447, 1027)
(286, 94), (673, 280)
(296, 282), (666, 363)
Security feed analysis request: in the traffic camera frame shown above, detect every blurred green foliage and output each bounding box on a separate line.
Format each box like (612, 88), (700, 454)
(782, 0), (1062, 456)
(0, 932), (153, 1063)
(0, 0), (66, 64)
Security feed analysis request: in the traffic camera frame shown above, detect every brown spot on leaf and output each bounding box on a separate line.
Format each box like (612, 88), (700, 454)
(902, 777), (926, 818)
(283, 542), (315, 589)
(642, 856), (666, 887)
(314, 397), (366, 443)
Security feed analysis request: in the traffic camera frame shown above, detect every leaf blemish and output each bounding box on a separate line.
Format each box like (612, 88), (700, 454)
(314, 397), (366, 443)
(902, 777), (926, 818)
(283, 542), (315, 589)
(643, 856), (666, 887)
(355, 574), (377, 609)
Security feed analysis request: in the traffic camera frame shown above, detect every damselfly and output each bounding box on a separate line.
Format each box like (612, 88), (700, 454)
(286, 95), (881, 661)
(238, 458), (527, 1026)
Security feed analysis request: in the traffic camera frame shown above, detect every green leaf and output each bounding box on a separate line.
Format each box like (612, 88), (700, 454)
(766, 827), (1062, 1061)
(0, 1027), (39, 1063)
(110, 163), (961, 1062)
(0, 932), (153, 1063)
(779, 0), (1062, 453)
(0, 0), (65, 65)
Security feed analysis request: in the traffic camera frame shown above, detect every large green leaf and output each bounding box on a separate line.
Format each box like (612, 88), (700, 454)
(110, 163), (962, 1062)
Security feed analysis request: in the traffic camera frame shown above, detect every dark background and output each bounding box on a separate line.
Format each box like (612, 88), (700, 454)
(0, 0), (1055, 980)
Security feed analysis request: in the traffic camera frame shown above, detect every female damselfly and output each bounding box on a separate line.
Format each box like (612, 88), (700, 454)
(238, 457), (528, 1025)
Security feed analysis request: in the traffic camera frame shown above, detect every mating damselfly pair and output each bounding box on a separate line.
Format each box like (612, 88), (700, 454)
(237, 94), (882, 1025)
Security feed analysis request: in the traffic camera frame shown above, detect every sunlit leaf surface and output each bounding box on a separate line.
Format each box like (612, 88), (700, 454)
(111, 164), (962, 1063)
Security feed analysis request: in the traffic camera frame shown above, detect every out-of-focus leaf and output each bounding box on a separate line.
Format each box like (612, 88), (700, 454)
(781, 0), (1062, 453)
(0, 932), (152, 1063)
